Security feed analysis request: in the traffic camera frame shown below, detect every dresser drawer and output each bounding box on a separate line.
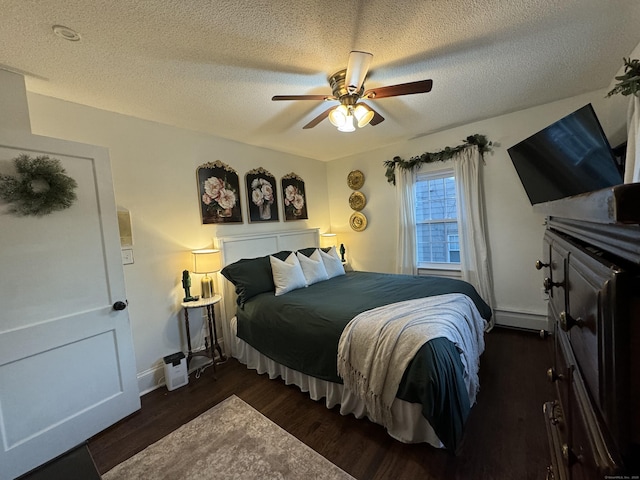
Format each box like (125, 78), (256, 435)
(564, 246), (615, 411)
(551, 323), (570, 439)
(563, 240), (632, 448)
(568, 362), (622, 479)
(556, 327), (622, 478)
(544, 401), (569, 480)
(546, 230), (628, 425)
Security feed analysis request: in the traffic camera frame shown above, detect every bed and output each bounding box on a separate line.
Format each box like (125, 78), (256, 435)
(215, 229), (491, 451)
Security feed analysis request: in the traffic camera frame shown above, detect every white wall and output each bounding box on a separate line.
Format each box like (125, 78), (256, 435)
(0, 70), (31, 133)
(27, 94), (331, 393)
(326, 88), (629, 331)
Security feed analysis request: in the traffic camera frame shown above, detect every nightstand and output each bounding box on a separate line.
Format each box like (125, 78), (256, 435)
(180, 295), (226, 370)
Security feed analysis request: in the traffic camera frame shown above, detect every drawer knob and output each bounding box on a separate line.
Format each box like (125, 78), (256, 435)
(535, 260), (549, 270)
(547, 367), (564, 383)
(559, 312), (584, 332)
(543, 277), (563, 292)
(561, 443), (576, 465)
(546, 465), (554, 480)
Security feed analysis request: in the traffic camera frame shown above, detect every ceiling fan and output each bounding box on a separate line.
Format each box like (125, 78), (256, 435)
(272, 51), (433, 132)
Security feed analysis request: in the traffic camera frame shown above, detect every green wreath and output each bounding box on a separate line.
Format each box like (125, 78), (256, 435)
(0, 154), (78, 216)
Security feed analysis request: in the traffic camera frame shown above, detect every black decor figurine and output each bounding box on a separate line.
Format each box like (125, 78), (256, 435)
(182, 270), (199, 302)
(339, 243), (346, 262)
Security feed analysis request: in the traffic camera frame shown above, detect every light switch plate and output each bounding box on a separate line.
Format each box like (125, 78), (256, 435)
(122, 248), (134, 265)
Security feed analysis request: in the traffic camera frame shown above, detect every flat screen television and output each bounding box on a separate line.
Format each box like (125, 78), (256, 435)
(507, 104), (623, 205)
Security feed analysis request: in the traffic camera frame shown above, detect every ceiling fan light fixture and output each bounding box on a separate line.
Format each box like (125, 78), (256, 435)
(272, 51), (431, 130)
(337, 113), (356, 132)
(354, 104), (374, 128)
(329, 105), (348, 127)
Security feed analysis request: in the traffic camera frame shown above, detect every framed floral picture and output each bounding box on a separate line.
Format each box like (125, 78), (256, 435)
(197, 160), (243, 224)
(281, 172), (308, 221)
(246, 167), (279, 223)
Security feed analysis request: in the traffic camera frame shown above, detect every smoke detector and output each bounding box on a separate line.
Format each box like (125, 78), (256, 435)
(52, 25), (81, 42)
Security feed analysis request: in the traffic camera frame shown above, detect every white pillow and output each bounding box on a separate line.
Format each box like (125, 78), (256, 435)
(296, 249), (329, 285)
(320, 246), (345, 279)
(270, 253), (307, 296)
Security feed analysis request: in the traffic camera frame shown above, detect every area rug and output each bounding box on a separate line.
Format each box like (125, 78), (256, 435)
(102, 395), (354, 480)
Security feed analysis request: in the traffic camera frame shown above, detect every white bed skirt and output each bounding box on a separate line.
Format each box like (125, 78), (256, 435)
(229, 317), (444, 448)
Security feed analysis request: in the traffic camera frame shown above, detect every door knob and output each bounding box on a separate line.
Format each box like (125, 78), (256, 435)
(113, 301), (127, 311)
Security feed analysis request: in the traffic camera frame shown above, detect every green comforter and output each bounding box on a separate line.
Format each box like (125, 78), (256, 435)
(236, 271), (491, 450)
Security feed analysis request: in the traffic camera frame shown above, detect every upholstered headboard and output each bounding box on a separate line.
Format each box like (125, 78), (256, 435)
(214, 228), (320, 351)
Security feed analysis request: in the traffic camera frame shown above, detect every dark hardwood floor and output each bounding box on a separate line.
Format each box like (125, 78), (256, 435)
(89, 327), (554, 480)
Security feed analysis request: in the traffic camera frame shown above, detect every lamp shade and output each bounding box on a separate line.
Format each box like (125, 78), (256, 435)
(192, 249), (221, 299)
(354, 104), (374, 128)
(329, 105), (348, 127)
(192, 249), (222, 274)
(337, 113), (356, 132)
(320, 233), (337, 249)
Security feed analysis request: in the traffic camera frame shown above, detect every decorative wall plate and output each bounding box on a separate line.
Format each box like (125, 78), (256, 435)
(348, 191), (366, 211)
(349, 212), (367, 232)
(347, 170), (365, 190)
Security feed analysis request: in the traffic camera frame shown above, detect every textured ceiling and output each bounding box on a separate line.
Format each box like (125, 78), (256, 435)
(1, 0), (640, 161)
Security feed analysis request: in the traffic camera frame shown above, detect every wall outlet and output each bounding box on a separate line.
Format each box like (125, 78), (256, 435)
(122, 248), (134, 265)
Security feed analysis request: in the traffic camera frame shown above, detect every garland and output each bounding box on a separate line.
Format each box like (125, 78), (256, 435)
(384, 134), (493, 185)
(0, 154), (78, 216)
(606, 58), (640, 98)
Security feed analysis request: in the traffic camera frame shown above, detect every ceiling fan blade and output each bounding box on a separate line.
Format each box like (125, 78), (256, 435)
(363, 79), (433, 99)
(272, 94), (335, 101)
(302, 107), (334, 129)
(369, 108), (385, 126)
(345, 51), (373, 94)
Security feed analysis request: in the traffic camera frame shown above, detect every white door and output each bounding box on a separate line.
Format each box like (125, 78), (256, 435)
(0, 131), (140, 480)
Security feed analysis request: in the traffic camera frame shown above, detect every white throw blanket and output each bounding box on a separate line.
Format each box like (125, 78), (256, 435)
(337, 293), (486, 429)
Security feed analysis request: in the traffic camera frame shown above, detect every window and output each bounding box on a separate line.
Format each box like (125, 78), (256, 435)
(415, 170), (460, 270)
(447, 234), (460, 263)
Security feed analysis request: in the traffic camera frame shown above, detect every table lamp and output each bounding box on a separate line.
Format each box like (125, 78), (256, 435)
(192, 249), (222, 298)
(320, 233), (337, 249)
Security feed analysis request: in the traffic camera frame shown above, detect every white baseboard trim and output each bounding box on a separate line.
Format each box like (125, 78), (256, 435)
(493, 308), (550, 332)
(137, 365), (164, 396)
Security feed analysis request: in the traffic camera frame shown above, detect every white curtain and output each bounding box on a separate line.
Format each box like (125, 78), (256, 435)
(624, 95), (640, 183)
(453, 147), (495, 330)
(395, 168), (417, 275)
(394, 147), (495, 329)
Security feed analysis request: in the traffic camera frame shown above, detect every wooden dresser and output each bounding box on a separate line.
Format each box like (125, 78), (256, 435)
(534, 183), (640, 480)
